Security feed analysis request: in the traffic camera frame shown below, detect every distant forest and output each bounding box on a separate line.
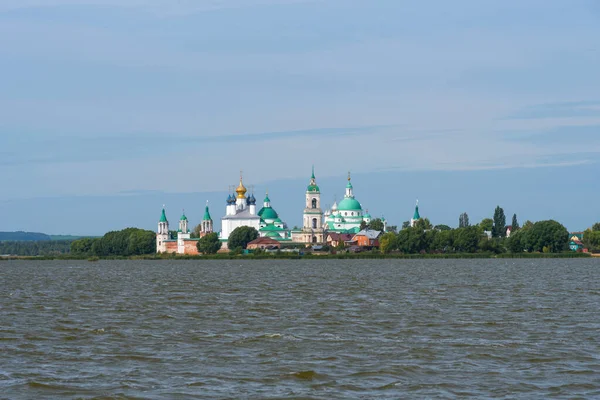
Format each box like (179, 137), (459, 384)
(0, 231), (52, 241)
(0, 240), (73, 256)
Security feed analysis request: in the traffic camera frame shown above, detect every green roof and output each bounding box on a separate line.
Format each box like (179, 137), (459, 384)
(307, 184), (320, 192)
(260, 207), (278, 220)
(159, 208), (168, 223)
(180, 213), (188, 221)
(203, 205), (212, 221)
(338, 197), (362, 211)
(265, 231), (282, 239)
(413, 205), (421, 220)
(264, 194), (271, 203)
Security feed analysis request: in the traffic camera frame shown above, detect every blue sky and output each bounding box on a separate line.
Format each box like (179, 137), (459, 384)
(0, 0), (599, 235)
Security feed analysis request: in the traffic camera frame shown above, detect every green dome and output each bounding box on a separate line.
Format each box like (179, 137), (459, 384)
(260, 207), (279, 220)
(274, 217), (282, 223)
(265, 231), (282, 239)
(364, 212), (372, 219)
(337, 197), (362, 211)
(159, 208), (168, 223)
(307, 184), (320, 192)
(180, 213), (188, 221)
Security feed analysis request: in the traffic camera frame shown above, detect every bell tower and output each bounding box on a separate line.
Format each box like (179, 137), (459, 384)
(302, 166), (324, 244)
(201, 201), (214, 236)
(156, 206), (169, 253)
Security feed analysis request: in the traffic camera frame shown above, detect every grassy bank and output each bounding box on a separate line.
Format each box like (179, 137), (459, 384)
(1, 252), (593, 261)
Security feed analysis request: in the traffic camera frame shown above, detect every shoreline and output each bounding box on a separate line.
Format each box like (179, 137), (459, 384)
(0, 252), (594, 261)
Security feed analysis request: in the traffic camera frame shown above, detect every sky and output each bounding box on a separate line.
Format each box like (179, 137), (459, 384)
(0, 0), (599, 235)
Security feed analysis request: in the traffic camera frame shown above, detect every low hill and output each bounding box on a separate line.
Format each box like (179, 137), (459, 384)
(0, 231), (52, 242)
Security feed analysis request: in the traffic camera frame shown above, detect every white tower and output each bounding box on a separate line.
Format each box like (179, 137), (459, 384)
(177, 211), (191, 254)
(201, 201), (214, 236)
(156, 206), (169, 253)
(302, 166), (324, 244)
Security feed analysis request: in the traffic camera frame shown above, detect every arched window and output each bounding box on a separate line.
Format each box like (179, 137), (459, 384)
(312, 198), (317, 209)
(312, 218), (317, 229)
(312, 236), (317, 243)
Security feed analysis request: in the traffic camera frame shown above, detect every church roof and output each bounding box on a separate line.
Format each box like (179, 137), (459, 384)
(338, 197), (362, 211)
(260, 224), (284, 232)
(259, 207), (278, 220)
(159, 208), (168, 223)
(203, 205), (212, 221)
(413, 204), (421, 220)
(180, 212), (188, 221)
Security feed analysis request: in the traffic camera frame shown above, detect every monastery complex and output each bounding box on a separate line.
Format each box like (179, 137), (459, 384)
(156, 168), (416, 254)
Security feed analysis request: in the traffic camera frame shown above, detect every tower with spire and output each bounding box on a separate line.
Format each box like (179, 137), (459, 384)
(410, 200), (421, 227)
(177, 210), (191, 253)
(293, 166), (325, 244)
(201, 201), (214, 236)
(156, 206), (170, 253)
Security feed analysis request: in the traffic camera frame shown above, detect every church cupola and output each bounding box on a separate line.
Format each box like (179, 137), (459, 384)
(235, 173), (248, 210)
(158, 207), (169, 234)
(179, 210), (189, 233)
(263, 191), (271, 208)
(345, 172), (354, 198)
(307, 165), (320, 193)
(410, 200), (421, 227)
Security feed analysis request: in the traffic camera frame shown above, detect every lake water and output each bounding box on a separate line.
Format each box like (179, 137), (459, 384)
(2, 259), (600, 399)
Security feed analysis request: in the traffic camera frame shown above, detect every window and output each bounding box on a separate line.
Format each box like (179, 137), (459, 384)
(312, 198), (317, 209)
(312, 218), (317, 229)
(312, 236), (317, 243)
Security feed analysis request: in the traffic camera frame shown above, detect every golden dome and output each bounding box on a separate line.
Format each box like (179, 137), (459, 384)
(236, 178), (247, 199)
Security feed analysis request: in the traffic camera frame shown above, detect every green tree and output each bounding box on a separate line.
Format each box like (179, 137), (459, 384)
(479, 218), (494, 233)
(592, 223), (600, 232)
(583, 228), (600, 251)
(414, 218), (433, 231)
(522, 220), (534, 230)
(360, 221), (368, 230)
(524, 220), (569, 253)
(492, 206), (506, 238)
(228, 226), (259, 250)
(402, 221), (411, 230)
(368, 218), (385, 232)
(379, 232), (397, 254)
(386, 225), (398, 234)
(459, 213), (470, 228)
(74, 228), (155, 257)
(453, 226), (480, 253)
(511, 214), (520, 231)
(197, 232), (222, 254)
(434, 224), (452, 231)
(431, 229), (453, 252)
(191, 224), (203, 238)
(506, 229), (525, 253)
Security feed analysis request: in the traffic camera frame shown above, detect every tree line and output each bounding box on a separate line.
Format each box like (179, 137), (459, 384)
(70, 228), (155, 257)
(379, 206), (573, 254)
(0, 240), (73, 256)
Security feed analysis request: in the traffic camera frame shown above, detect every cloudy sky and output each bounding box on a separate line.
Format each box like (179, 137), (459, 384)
(0, 0), (599, 235)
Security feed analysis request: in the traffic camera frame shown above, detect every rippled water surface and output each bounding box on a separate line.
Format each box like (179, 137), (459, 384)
(2, 259), (600, 399)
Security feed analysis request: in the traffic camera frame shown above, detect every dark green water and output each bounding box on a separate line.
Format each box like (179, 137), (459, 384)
(2, 259), (600, 399)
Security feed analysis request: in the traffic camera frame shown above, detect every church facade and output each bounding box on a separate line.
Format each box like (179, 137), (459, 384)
(323, 173), (372, 234)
